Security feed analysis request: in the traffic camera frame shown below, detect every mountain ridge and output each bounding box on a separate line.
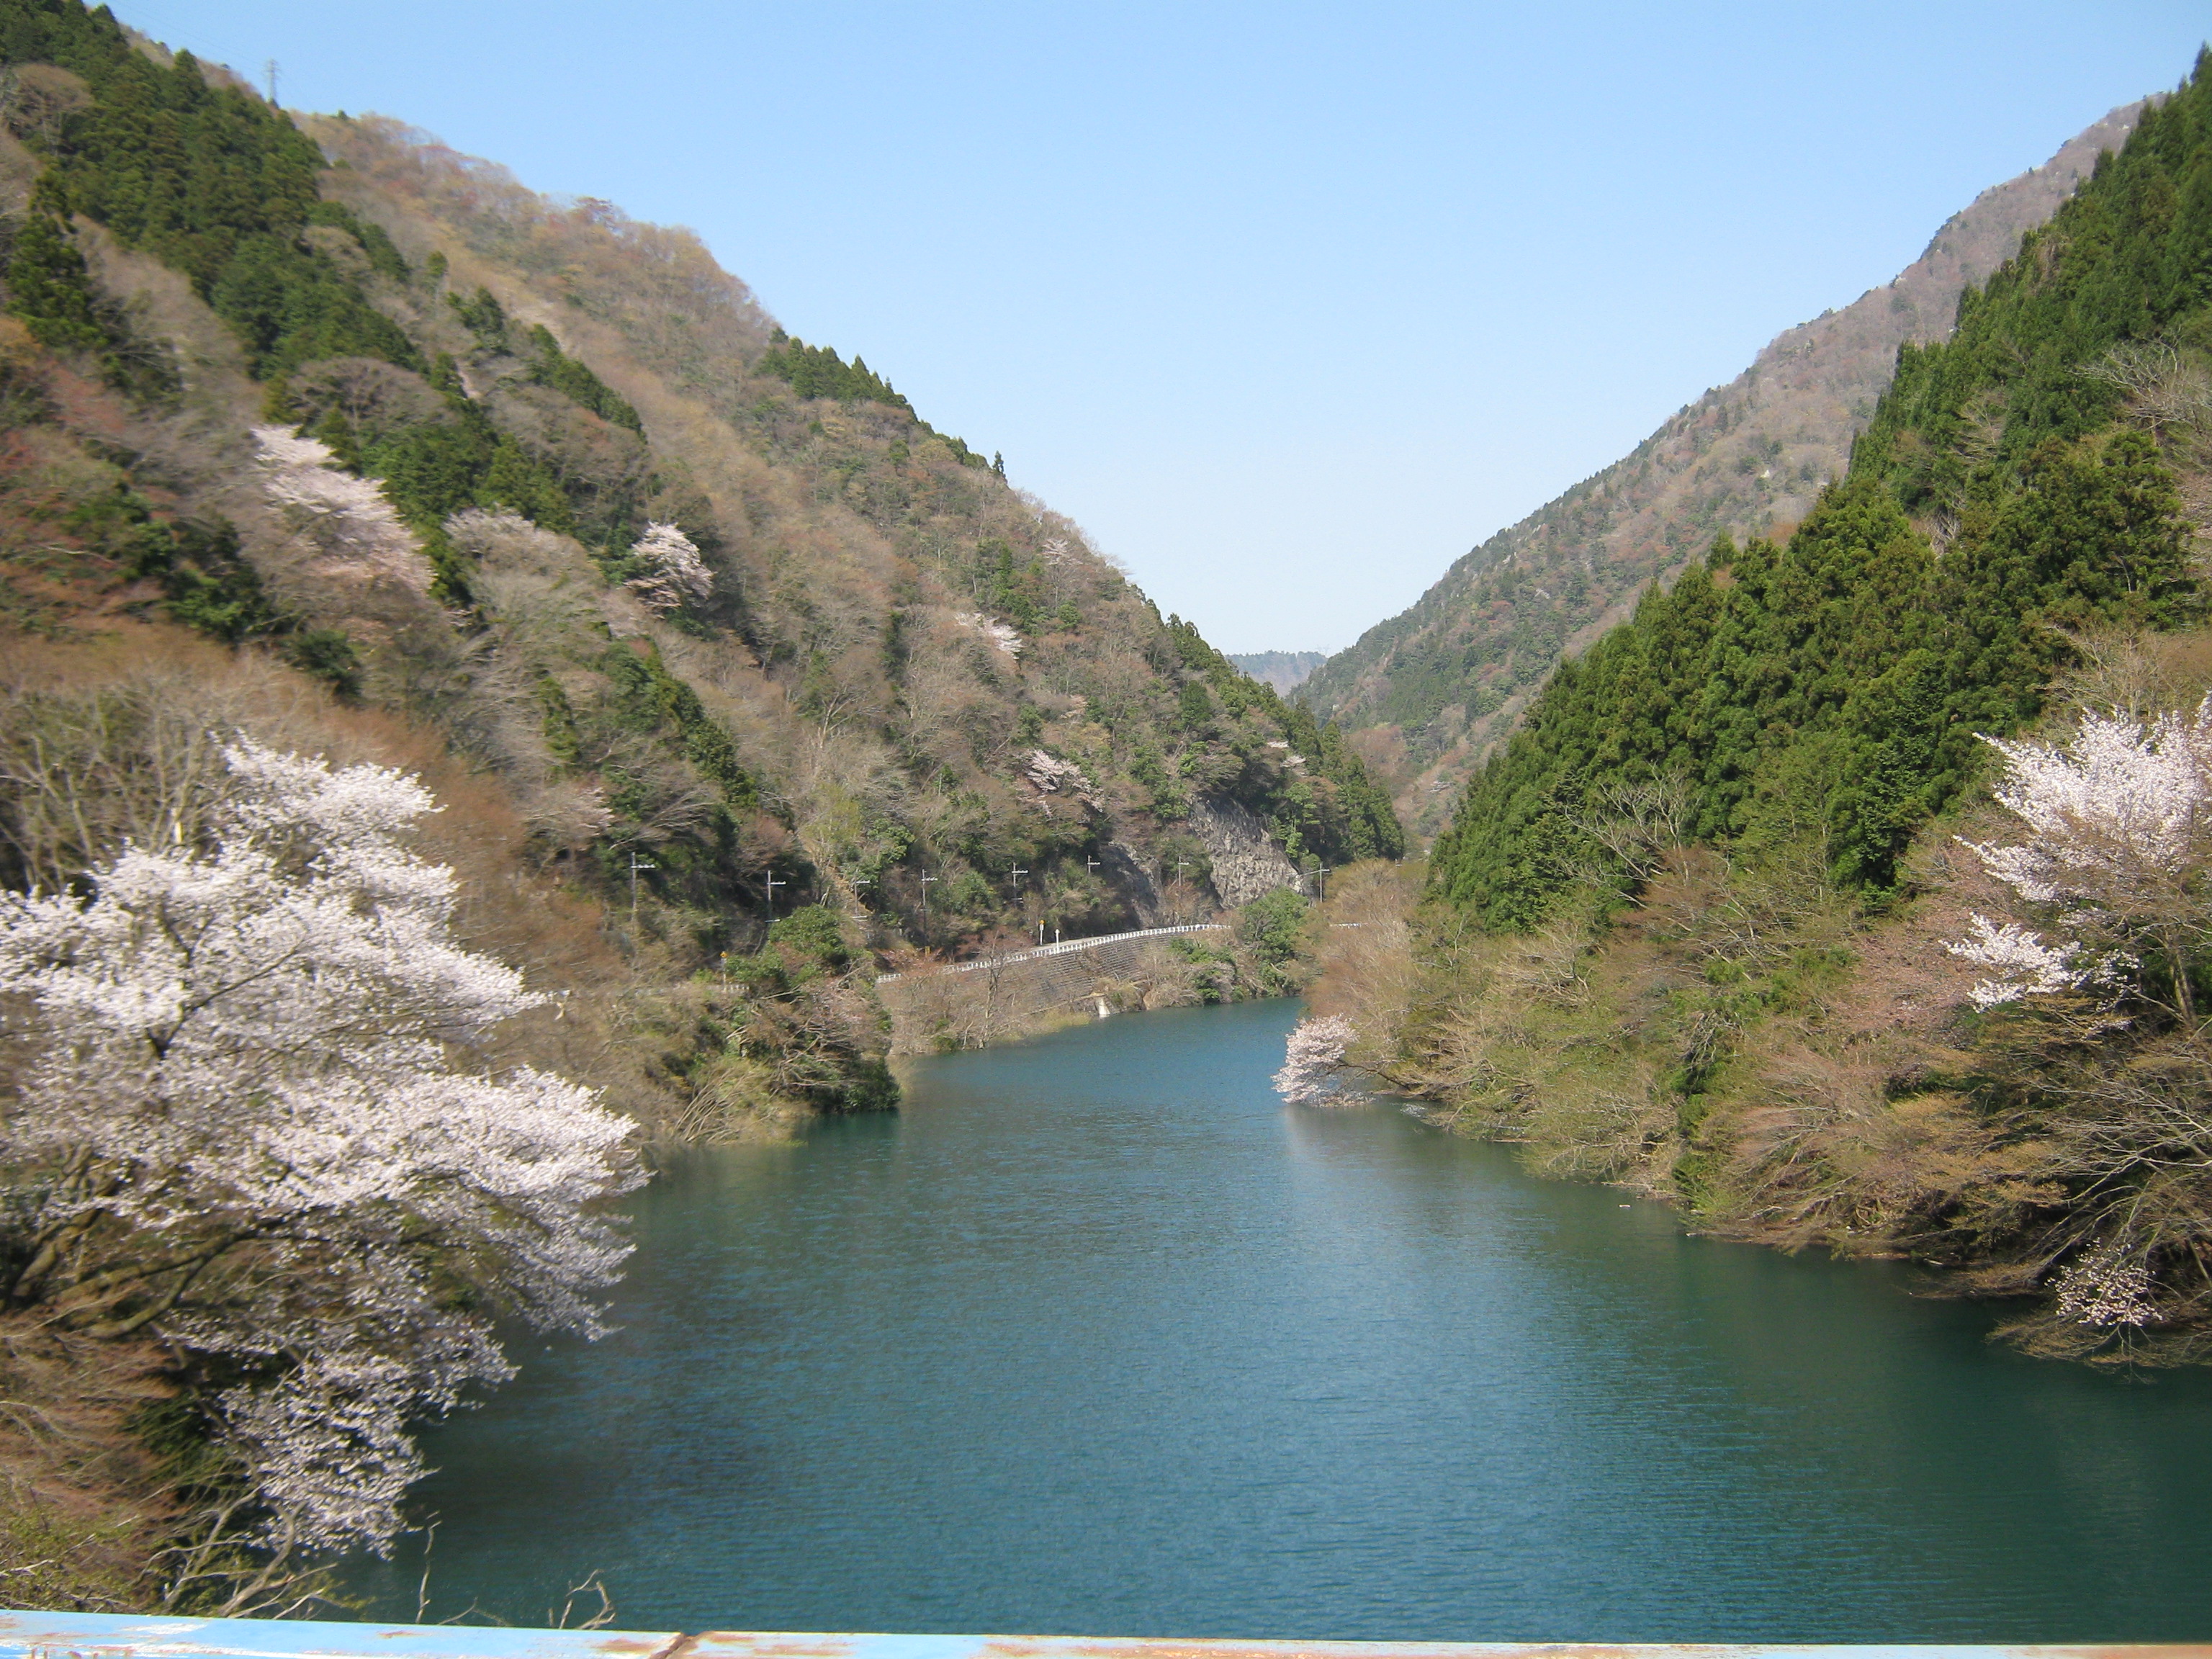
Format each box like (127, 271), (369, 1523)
(1302, 99), (2147, 837)
(1228, 649), (1327, 692)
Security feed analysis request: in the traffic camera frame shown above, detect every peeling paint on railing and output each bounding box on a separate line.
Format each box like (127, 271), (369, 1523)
(1, 1614), (2206, 1659)
(875, 924), (1227, 984)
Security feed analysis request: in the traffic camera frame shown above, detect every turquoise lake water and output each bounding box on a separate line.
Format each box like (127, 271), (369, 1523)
(361, 997), (2212, 1640)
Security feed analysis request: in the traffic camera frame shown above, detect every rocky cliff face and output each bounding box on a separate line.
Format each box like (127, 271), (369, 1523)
(1301, 101), (2145, 837)
(1187, 794), (1307, 907)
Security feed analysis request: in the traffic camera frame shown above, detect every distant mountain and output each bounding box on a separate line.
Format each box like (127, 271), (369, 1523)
(1229, 650), (1328, 692)
(1301, 100), (2146, 837)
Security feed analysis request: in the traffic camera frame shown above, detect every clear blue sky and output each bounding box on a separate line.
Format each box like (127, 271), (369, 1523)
(122, 1), (2210, 652)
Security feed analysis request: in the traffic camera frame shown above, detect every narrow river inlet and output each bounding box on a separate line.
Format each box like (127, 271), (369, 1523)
(361, 999), (2212, 1640)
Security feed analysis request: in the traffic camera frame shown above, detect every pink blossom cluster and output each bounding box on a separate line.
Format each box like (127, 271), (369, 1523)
(1273, 1015), (1359, 1105)
(250, 426), (432, 593)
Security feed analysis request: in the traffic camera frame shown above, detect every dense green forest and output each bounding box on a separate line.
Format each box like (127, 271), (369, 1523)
(1295, 51), (2212, 1370)
(1430, 55), (2212, 928)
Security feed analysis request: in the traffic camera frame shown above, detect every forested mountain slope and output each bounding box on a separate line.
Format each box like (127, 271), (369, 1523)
(0, 1), (1401, 1120)
(0, 0), (1407, 1604)
(1303, 101), (2144, 837)
(1313, 51), (2212, 1366)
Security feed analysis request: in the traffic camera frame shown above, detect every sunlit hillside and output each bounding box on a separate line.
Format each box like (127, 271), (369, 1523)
(1303, 101), (2144, 837)
(0, 5), (1403, 1135)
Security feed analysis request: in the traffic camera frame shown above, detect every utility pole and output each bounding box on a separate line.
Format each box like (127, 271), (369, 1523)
(627, 850), (655, 930)
(1173, 858), (1190, 925)
(920, 874), (936, 947)
(264, 59), (278, 106)
(1010, 863), (1028, 895)
(764, 870), (784, 917)
(1086, 855), (1100, 876)
(1317, 865), (1331, 902)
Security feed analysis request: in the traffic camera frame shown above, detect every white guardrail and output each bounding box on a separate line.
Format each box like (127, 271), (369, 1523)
(875, 924), (1226, 984)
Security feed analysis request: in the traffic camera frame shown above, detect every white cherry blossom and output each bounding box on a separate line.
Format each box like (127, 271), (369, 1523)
(2052, 1248), (2157, 1328)
(1961, 700), (2212, 904)
(624, 521), (712, 613)
(250, 426), (431, 591)
(1274, 1015), (1359, 1105)
(1945, 914), (2109, 1008)
(0, 742), (639, 1552)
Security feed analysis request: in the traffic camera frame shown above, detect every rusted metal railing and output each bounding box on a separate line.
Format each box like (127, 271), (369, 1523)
(0, 1612), (2200, 1659)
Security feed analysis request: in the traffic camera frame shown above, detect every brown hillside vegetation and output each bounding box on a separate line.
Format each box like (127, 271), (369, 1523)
(0, 2), (1401, 1606)
(0, 71), (1401, 1136)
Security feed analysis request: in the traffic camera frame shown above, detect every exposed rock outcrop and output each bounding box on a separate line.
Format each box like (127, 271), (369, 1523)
(1186, 795), (1305, 907)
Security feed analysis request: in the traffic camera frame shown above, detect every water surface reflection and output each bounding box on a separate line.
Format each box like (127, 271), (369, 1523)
(364, 999), (2212, 1640)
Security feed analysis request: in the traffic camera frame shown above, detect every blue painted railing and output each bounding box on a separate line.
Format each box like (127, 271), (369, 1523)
(0, 1614), (2198, 1659)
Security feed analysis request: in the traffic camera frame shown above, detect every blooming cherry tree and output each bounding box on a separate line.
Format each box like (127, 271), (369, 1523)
(1951, 701), (2212, 1013)
(2051, 1248), (2157, 1329)
(1946, 916), (2113, 1010)
(953, 611), (1025, 658)
(1274, 1015), (1359, 1105)
(250, 426), (431, 593)
(624, 521), (712, 613)
(0, 742), (639, 1552)
(1938, 701), (2212, 1343)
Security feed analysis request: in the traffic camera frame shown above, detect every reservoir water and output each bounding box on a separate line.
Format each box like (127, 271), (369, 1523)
(368, 998), (2212, 1640)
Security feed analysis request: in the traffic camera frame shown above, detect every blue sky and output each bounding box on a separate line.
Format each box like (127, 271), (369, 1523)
(124, 1), (2210, 652)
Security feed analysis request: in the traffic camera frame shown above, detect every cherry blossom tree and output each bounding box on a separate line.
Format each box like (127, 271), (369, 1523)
(624, 520), (712, 613)
(2051, 1248), (2157, 1329)
(1945, 699), (2212, 1349)
(250, 426), (431, 593)
(1951, 699), (2212, 1014)
(0, 742), (639, 1555)
(953, 611), (1025, 659)
(1274, 1014), (1359, 1105)
(1946, 915), (2115, 1010)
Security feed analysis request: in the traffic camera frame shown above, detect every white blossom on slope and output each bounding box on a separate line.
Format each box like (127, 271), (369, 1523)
(1948, 702), (2212, 1008)
(1273, 1015), (1359, 1105)
(0, 742), (640, 1553)
(1961, 701), (2212, 904)
(624, 521), (712, 613)
(1945, 914), (2100, 1009)
(250, 426), (431, 592)
(953, 611), (1025, 658)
